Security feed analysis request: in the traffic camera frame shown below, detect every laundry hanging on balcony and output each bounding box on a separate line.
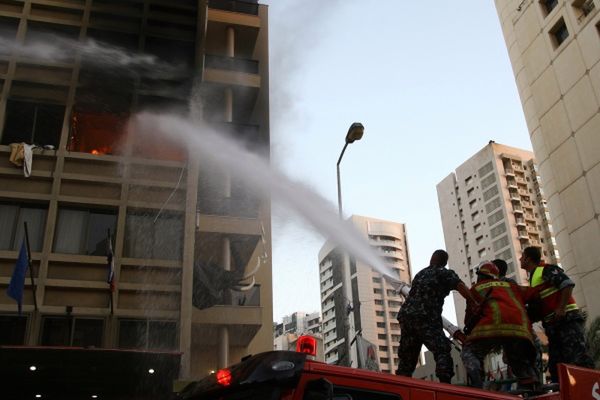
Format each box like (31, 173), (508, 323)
(8, 142), (36, 177)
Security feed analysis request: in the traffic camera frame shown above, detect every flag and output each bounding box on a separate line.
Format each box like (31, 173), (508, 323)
(7, 241), (28, 314)
(107, 234), (115, 292)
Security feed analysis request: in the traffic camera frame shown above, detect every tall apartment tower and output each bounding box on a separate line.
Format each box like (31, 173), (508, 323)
(437, 142), (559, 325)
(318, 215), (411, 374)
(494, 0), (600, 319)
(0, 0), (271, 396)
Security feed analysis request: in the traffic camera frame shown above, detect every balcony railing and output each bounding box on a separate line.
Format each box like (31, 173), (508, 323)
(217, 285), (261, 306)
(197, 196), (260, 219)
(205, 54), (259, 74)
(208, 0), (259, 15)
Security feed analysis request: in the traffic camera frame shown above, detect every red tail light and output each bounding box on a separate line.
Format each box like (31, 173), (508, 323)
(296, 335), (317, 356)
(216, 368), (232, 386)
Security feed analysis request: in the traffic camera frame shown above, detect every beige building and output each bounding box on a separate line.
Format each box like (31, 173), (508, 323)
(318, 215), (412, 374)
(437, 142), (559, 325)
(494, 0), (600, 319)
(0, 0), (271, 397)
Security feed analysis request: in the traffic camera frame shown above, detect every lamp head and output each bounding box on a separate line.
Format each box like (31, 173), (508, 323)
(345, 122), (364, 143)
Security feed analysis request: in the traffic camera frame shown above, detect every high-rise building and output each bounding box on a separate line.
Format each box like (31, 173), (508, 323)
(437, 142), (559, 325)
(274, 311), (321, 337)
(318, 215), (411, 374)
(494, 0), (600, 318)
(0, 0), (271, 397)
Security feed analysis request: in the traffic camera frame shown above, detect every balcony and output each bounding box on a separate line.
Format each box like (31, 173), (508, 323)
(518, 230), (529, 239)
(205, 54), (259, 74)
(513, 205), (523, 213)
(203, 58), (261, 88)
(515, 218), (526, 226)
(208, 0), (259, 15)
(197, 195), (261, 220)
(505, 168), (515, 176)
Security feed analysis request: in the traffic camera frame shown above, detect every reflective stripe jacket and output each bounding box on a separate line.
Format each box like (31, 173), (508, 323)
(530, 264), (578, 322)
(464, 279), (537, 344)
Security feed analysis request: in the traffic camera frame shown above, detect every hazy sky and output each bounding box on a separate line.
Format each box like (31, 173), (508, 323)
(266, 1), (533, 323)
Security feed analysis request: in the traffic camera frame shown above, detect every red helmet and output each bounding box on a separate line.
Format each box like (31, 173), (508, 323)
(477, 262), (500, 279)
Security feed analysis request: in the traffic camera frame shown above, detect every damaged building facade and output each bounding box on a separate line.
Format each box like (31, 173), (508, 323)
(0, 0), (271, 398)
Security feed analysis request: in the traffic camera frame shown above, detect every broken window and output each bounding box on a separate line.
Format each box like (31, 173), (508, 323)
(1, 99), (64, 147)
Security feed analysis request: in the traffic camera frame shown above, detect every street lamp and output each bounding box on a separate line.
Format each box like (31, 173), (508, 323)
(336, 122), (364, 367)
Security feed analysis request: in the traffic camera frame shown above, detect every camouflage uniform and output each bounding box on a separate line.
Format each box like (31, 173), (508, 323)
(544, 310), (594, 381)
(396, 265), (460, 383)
(533, 264), (594, 382)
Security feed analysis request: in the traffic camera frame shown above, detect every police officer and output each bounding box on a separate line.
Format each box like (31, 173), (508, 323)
(396, 249), (478, 383)
(520, 246), (594, 382)
(461, 262), (540, 391)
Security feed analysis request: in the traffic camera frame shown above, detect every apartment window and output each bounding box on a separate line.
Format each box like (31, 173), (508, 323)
(390, 323), (400, 331)
(377, 322), (385, 328)
(41, 317), (103, 347)
(491, 222), (507, 238)
(471, 211), (480, 221)
(481, 174), (496, 189)
(54, 208), (117, 255)
(488, 210), (504, 226)
(493, 235), (510, 251)
(483, 185), (499, 201)
(1, 99), (64, 147)
(375, 300), (383, 305)
(550, 18), (569, 48)
(378, 334), (386, 340)
(541, 0), (559, 15)
(0, 203), (47, 251)
(486, 197), (502, 214)
(372, 277), (382, 283)
(386, 289), (397, 297)
(478, 248), (487, 258)
(0, 315), (27, 345)
(391, 334), (400, 342)
(124, 212), (183, 260)
(373, 288), (382, 295)
(118, 319), (177, 350)
(379, 345), (388, 351)
(380, 357), (389, 364)
(476, 236), (484, 245)
(465, 176), (473, 186)
(478, 162), (493, 177)
(376, 311), (385, 317)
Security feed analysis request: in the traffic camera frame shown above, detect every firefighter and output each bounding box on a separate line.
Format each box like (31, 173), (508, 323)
(461, 262), (540, 391)
(520, 246), (594, 382)
(396, 249), (478, 383)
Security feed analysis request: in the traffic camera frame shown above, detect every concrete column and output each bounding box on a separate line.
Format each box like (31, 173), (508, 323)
(223, 87), (233, 198)
(218, 236), (231, 368)
(226, 26), (235, 57)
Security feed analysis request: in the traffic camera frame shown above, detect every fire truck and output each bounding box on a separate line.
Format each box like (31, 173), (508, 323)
(177, 336), (600, 400)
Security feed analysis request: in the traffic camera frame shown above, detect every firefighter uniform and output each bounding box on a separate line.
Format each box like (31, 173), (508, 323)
(529, 263), (594, 381)
(461, 263), (540, 390)
(396, 264), (461, 383)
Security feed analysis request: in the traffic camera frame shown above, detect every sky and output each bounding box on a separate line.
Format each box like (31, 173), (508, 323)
(265, 0), (534, 324)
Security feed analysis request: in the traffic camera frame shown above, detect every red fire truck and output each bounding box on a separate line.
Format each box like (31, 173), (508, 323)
(177, 336), (600, 400)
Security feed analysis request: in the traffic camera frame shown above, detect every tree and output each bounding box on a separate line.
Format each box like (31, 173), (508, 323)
(586, 316), (600, 369)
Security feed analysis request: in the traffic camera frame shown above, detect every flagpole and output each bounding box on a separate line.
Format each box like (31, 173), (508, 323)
(23, 222), (38, 312)
(108, 228), (114, 316)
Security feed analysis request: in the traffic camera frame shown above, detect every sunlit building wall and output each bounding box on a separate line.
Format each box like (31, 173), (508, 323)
(495, 0), (600, 319)
(437, 142), (558, 326)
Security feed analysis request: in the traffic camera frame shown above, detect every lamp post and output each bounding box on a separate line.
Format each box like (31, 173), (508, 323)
(336, 122), (364, 367)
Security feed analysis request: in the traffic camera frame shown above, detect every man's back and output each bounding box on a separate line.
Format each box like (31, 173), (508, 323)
(399, 265), (460, 319)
